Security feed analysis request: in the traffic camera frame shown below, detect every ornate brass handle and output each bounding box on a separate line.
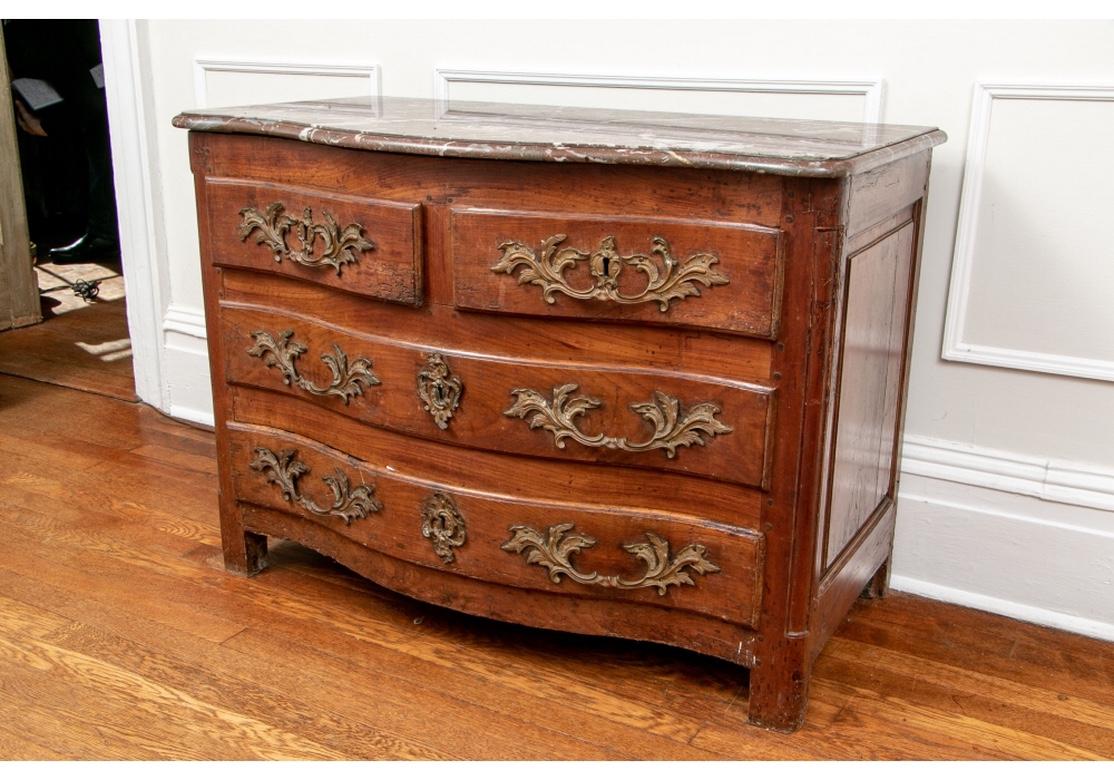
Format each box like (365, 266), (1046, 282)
(491, 234), (729, 312)
(249, 446), (381, 525)
(247, 329), (380, 406)
(504, 383), (732, 459)
(421, 492), (467, 564)
(416, 353), (463, 430)
(502, 523), (719, 595)
(239, 201), (375, 274)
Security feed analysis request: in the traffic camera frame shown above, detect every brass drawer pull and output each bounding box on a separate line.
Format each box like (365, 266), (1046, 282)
(421, 492), (467, 564)
(416, 353), (463, 430)
(239, 201), (375, 274)
(491, 234), (728, 311)
(248, 329), (380, 405)
(249, 446), (381, 525)
(505, 383), (732, 459)
(502, 522), (719, 595)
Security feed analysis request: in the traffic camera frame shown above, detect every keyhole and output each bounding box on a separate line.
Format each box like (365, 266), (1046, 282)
(434, 384), (444, 403)
(601, 255), (610, 277)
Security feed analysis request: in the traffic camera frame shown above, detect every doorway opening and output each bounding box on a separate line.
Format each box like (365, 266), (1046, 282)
(0, 19), (135, 402)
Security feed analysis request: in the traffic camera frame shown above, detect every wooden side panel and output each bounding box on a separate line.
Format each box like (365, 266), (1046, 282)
(823, 222), (915, 567)
(451, 207), (784, 338)
(203, 178), (423, 305)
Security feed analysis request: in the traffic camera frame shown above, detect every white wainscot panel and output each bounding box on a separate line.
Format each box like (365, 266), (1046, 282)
(194, 58), (380, 109)
(943, 83), (1114, 381)
(434, 68), (883, 123)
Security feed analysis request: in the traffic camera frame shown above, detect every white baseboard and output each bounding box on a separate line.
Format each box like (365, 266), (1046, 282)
(902, 433), (1114, 512)
(162, 305), (214, 427)
(894, 436), (1114, 642)
(890, 574), (1114, 643)
(168, 403), (215, 428)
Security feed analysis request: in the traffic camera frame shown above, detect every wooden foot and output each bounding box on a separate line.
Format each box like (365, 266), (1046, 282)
(223, 529), (268, 576)
(747, 653), (810, 732)
(861, 555), (891, 599)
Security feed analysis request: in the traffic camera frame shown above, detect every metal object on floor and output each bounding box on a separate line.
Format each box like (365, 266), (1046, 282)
(71, 279), (101, 302)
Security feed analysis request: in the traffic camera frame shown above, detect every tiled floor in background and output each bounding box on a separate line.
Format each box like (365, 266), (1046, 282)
(34, 258), (126, 317)
(0, 256), (135, 401)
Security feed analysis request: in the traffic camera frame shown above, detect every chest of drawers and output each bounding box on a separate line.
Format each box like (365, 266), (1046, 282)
(174, 97), (945, 732)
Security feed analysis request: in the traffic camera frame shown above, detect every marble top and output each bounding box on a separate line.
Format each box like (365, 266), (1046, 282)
(172, 96), (946, 177)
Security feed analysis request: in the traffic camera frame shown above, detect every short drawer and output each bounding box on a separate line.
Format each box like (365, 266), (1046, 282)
(202, 177), (423, 305)
(220, 303), (774, 487)
(451, 207), (783, 338)
(227, 425), (765, 628)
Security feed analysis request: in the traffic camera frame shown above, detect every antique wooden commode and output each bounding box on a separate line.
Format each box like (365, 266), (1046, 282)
(174, 97), (945, 731)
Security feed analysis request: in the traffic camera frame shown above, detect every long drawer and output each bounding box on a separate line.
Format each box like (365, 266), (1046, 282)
(220, 303), (775, 487)
(227, 424), (765, 628)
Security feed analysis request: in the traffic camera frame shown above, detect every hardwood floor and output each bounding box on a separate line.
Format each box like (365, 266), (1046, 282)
(0, 373), (1110, 759)
(0, 299), (136, 402)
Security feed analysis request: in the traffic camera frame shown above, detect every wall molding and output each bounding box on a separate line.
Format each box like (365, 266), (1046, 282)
(902, 433), (1114, 513)
(163, 304), (207, 341)
(193, 57), (381, 108)
(942, 81), (1114, 382)
(99, 20), (169, 411)
(433, 67), (885, 124)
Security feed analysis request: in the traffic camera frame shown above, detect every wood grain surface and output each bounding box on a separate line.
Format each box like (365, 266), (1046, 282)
(191, 130), (937, 731)
(450, 206), (783, 337)
(220, 303), (773, 486)
(205, 178), (423, 306)
(226, 424), (765, 628)
(0, 374), (1110, 759)
(0, 299), (136, 401)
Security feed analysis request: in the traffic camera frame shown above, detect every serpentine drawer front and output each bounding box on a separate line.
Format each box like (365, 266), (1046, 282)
(219, 304), (773, 486)
(227, 427), (764, 627)
(176, 97), (944, 732)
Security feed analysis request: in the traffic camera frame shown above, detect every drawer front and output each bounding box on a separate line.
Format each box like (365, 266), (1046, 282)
(227, 426), (764, 627)
(221, 304), (774, 487)
(203, 178), (423, 305)
(451, 207), (783, 338)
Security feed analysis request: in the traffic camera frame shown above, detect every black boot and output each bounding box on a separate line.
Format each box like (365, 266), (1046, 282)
(47, 231), (119, 264)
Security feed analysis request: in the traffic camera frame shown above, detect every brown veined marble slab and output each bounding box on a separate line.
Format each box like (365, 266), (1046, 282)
(172, 96), (946, 177)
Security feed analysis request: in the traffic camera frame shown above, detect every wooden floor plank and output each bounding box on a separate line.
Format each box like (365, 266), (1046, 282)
(0, 372), (1111, 759)
(0, 299), (136, 402)
(0, 572), (453, 760)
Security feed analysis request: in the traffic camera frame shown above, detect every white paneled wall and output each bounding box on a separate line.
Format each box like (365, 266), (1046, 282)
(102, 19), (1114, 639)
(432, 68), (884, 123)
(944, 83), (1114, 382)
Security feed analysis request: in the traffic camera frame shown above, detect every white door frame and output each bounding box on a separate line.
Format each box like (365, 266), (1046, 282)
(99, 19), (169, 411)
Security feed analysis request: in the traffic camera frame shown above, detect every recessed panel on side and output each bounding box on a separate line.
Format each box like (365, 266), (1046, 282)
(824, 222), (915, 567)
